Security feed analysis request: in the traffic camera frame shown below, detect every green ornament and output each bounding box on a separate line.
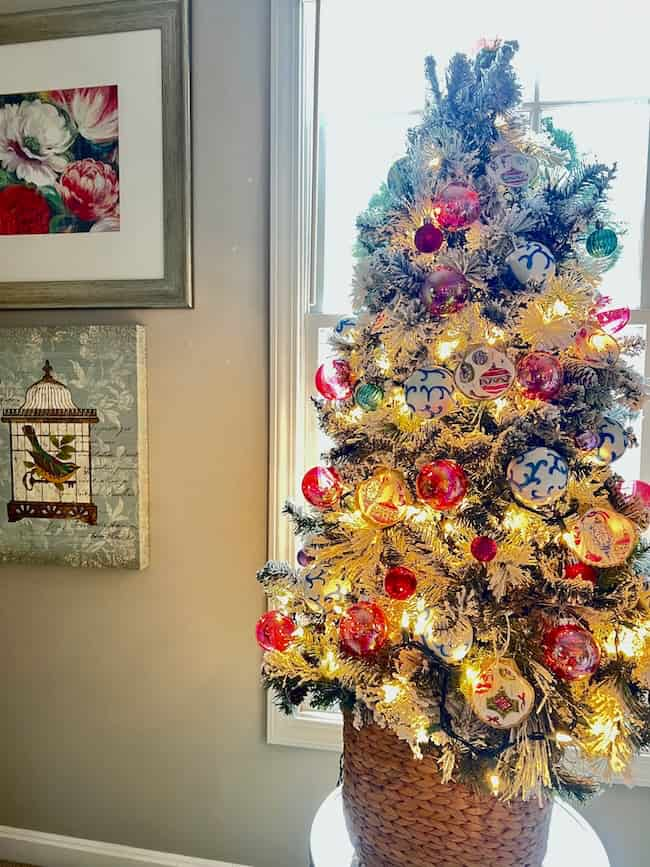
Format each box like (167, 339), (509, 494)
(354, 382), (384, 411)
(387, 157), (412, 199)
(586, 223), (618, 258)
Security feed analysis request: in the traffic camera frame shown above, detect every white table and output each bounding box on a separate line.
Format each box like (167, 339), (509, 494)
(310, 788), (610, 867)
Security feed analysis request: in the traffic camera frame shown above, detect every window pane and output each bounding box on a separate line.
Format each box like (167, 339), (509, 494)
(317, 0), (649, 314)
(542, 102), (649, 309)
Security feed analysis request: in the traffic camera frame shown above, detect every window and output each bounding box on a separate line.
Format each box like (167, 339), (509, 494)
(268, 0), (650, 775)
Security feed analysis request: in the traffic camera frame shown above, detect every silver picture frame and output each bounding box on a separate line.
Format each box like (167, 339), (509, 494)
(0, 0), (192, 309)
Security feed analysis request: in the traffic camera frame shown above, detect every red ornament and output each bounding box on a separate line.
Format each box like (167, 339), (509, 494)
(542, 623), (601, 681)
(301, 466), (343, 509)
(516, 352), (562, 400)
(339, 602), (388, 656)
(384, 566), (417, 600)
(421, 267), (469, 316)
(0, 185), (51, 235)
(255, 610), (296, 652)
(433, 182), (480, 231)
(595, 306), (630, 334)
(471, 536), (498, 563)
(416, 460), (467, 510)
(619, 479), (650, 508)
(315, 359), (353, 401)
(414, 222), (444, 253)
(563, 562), (597, 585)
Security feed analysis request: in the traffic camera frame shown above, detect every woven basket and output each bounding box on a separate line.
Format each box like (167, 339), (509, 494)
(342, 712), (552, 867)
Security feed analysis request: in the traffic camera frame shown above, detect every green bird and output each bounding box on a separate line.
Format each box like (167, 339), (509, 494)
(22, 425), (79, 486)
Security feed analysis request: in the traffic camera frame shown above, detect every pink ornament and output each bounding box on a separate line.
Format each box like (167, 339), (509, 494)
(384, 566), (417, 600)
(255, 611), (296, 652)
(297, 549), (314, 567)
(433, 182), (480, 231)
(542, 623), (600, 681)
(516, 352), (563, 400)
(619, 480), (650, 508)
(301, 466), (342, 509)
(471, 536), (498, 563)
(421, 267), (469, 316)
(595, 307), (630, 334)
(414, 222), (444, 253)
(575, 430), (599, 451)
(416, 460), (467, 510)
(315, 359), (353, 401)
(339, 602), (388, 656)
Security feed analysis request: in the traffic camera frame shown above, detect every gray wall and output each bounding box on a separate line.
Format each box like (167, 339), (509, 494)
(0, 2), (647, 867)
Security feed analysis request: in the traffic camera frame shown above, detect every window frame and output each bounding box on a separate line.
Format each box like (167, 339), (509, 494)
(268, 0), (650, 781)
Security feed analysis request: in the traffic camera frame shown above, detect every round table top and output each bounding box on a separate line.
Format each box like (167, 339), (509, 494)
(309, 788), (610, 867)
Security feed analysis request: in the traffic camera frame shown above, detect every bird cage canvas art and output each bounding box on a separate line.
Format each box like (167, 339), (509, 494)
(0, 326), (149, 569)
(3, 361), (98, 525)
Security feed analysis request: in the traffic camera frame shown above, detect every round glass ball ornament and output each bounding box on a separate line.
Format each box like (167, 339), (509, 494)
(354, 382), (384, 411)
(594, 418), (627, 464)
(507, 447), (569, 509)
(433, 182), (480, 231)
(384, 566), (417, 600)
(471, 536), (498, 563)
(574, 326), (620, 366)
(416, 460), (467, 510)
(301, 466), (343, 510)
(255, 610), (296, 652)
(566, 508), (637, 567)
(586, 223), (618, 258)
(487, 150), (538, 189)
(416, 609), (473, 663)
(333, 316), (357, 343)
(357, 467), (412, 527)
(414, 221), (444, 253)
(421, 267), (469, 317)
(575, 430), (599, 451)
(516, 352), (562, 400)
(315, 358), (353, 401)
(296, 548), (314, 567)
(564, 561), (597, 585)
(542, 623), (600, 681)
(470, 659), (535, 729)
(339, 601), (388, 657)
(403, 366), (455, 418)
(454, 346), (516, 401)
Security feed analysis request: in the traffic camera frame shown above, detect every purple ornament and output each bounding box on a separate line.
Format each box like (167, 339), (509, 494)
(421, 267), (469, 317)
(575, 431), (599, 451)
(297, 549), (314, 567)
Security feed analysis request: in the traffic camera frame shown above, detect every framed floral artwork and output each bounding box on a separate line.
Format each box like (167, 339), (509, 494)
(0, 0), (191, 309)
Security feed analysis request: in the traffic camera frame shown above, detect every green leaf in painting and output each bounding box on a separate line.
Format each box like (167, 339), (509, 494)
(49, 215), (81, 234)
(50, 436), (60, 448)
(61, 434), (76, 445)
(0, 168), (18, 189)
(40, 185), (66, 216)
(23, 461), (35, 469)
(57, 448), (74, 461)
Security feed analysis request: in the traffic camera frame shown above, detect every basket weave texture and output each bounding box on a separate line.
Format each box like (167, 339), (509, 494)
(342, 711), (552, 867)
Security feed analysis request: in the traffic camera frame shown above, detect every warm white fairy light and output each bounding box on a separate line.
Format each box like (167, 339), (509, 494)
(436, 338), (459, 362)
(604, 624), (649, 659)
(555, 731), (573, 745)
(383, 683), (402, 704)
(488, 773), (500, 794)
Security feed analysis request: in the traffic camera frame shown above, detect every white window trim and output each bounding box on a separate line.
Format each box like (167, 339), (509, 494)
(268, 0), (650, 783)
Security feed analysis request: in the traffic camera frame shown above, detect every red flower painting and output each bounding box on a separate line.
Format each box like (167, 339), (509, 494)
(0, 84), (120, 235)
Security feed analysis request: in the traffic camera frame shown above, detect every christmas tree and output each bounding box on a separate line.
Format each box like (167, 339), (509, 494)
(256, 40), (650, 804)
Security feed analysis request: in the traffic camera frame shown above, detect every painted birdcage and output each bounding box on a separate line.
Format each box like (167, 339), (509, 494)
(1, 361), (98, 525)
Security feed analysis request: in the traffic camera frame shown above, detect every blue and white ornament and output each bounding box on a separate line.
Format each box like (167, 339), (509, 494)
(333, 316), (357, 344)
(507, 242), (556, 286)
(403, 366), (455, 418)
(595, 418), (627, 464)
(299, 565), (349, 612)
(415, 609), (473, 663)
(507, 447), (569, 508)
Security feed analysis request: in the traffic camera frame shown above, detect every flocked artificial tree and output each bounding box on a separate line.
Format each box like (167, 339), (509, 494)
(256, 40), (650, 867)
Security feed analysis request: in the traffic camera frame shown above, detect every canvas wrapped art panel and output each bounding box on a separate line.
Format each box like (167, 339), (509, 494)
(0, 325), (148, 569)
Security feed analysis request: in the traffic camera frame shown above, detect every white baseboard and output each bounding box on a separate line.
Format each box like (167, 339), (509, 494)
(0, 826), (249, 867)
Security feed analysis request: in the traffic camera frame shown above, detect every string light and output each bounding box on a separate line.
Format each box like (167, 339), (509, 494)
(555, 731), (573, 745)
(383, 683), (402, 703)
(488, 773), (500, 794)
(436, 338), (459, 362)
(604, 624), (648, 659)
(321, 650), (339, 677)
